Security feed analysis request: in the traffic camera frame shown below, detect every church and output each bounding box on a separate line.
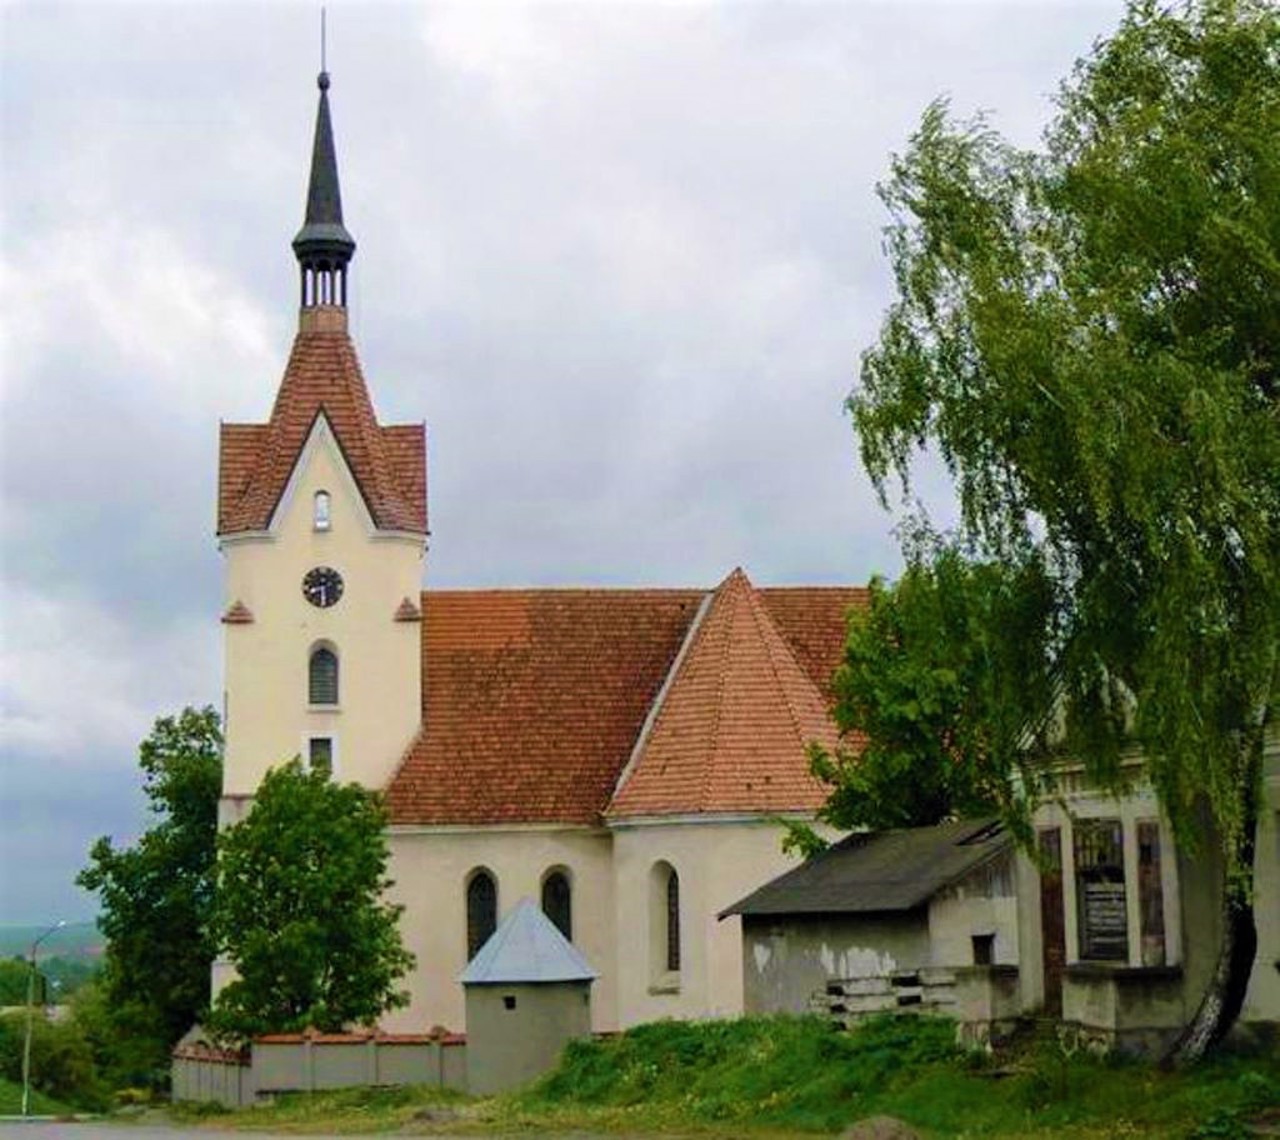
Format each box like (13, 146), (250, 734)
(213, 70), (863, 1035)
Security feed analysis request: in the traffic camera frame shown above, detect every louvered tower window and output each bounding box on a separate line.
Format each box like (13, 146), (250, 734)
(309, 647), (339, 705)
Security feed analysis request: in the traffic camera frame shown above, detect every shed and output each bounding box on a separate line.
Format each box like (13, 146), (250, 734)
(460, 897), (597, 1094)
(721, 819), (1018, 1015)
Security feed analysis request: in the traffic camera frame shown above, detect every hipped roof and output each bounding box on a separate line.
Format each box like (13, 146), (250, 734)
(606, 568), (839, 819)
(385, 572), (865, 827)
(460, 897), (598, 985)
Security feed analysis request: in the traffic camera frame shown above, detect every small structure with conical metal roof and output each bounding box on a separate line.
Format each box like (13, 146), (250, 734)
(460, 898), (597, 1094)
(293, 70), (356, 311)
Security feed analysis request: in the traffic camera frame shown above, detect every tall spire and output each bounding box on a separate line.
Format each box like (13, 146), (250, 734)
(293, 69), (356, 312)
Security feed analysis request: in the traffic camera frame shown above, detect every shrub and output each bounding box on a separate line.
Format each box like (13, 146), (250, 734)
(0, 1011), (107, 1110)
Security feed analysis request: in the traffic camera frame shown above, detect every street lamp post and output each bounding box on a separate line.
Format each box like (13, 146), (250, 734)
(21, 920), (65, 1117)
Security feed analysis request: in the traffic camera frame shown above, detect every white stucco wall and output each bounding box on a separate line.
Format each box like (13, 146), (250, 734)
(610, 816), (807, 1027)
(385, 826), (616, 1033)
(927, 852), (1021, 969)
(1243, 731), (1280, 1021)
(220, 416), (424, 799)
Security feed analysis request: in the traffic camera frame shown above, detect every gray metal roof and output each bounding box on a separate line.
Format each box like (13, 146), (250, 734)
(721, 818), (1011, 918)
(293, 71), (356, 265)
(459, 897), (599, 985)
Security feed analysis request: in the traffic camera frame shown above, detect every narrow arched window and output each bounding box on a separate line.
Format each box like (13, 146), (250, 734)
(666, 867), (681, 972)
(466, 870), (497, 960)
(309, 646), (338, 705)
(541, 870), (572, 941)
(314, 490), (331, 531)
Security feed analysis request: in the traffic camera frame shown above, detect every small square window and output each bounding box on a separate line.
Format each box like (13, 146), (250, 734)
(972, 934), (995, 966)
(309, 737), (333, 776)
(502, 995), (516, 1011)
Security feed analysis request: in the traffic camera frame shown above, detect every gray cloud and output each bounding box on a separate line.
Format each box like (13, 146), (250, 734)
(0, 1), (1125, 922)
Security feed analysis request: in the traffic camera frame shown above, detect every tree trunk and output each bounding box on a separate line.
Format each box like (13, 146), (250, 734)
(1162, 726), (1263, 1067)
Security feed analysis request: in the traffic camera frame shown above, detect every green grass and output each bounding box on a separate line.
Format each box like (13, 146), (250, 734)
(0, 1075), (77, 1116)
(161, 1015), (1280, 1137)
(501, 1015), (1280, 1138)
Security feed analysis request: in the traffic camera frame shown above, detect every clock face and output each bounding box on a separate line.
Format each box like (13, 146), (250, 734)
(302, 566), (344, 608)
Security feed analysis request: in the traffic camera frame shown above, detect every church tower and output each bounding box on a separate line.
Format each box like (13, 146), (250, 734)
(216, 70), (427, 825)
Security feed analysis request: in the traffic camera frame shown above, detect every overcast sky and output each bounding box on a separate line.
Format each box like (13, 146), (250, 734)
(0, 0), (1126, 924)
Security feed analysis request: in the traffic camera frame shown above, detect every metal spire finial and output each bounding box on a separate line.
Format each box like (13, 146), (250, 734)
(318, 9), (329, 89)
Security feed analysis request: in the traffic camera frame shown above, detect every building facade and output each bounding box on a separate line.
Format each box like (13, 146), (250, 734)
(214, 72), (862, 1034)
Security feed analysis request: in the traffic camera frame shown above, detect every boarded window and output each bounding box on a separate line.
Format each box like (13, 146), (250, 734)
(1074, 819), (1128, 961)
(308, 737), (333, 776)
(467, 871), (497, 960)
(666, 868), (681, 972)
(309, 647), (339, 705)
(1137, 821), (1166, 966)
(541, 871), (572, 941)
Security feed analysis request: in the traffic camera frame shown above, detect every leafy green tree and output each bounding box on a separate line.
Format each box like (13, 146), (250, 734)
(805, 543), (1055, 837)
(0, 959), (31, 1006)
(209, 761), (414, 1041)
(76, 706), (221, 1085)
(0, 1010), (107, 1110)
(39, 957), (100, 1001)
(853, 0), (1278, 1061)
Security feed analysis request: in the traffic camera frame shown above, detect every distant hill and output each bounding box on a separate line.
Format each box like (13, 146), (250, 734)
(0, 921), (103, 962)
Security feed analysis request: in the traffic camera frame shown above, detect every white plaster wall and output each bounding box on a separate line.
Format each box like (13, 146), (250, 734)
(1014, 850), (1046, 1011)
(1243, 728), (1280, 1021)
(928, 894), (1020, 969)
(610, 817), (806, 1027)
(741, 916), (929, 1014)
(221, 419), (424, 797)
(385, 826), (616, 1034)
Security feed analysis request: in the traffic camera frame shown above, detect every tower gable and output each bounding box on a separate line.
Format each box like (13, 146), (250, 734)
(217, 328), (427, 537)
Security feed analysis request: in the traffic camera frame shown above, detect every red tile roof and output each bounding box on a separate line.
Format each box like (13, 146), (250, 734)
(383, 576), (866, 827)
(606, 569), (840, 819)
(217, 327), (426, 535)
(384, 589), (704, 825)
(759, 586), (867, 697)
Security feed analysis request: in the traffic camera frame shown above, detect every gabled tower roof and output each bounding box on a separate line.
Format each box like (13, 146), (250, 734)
(218, 332), (426, 535)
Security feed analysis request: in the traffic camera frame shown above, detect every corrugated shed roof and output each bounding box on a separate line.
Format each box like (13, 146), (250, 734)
(217, 328), (426, 535)
(721, 818), (1011, 917)
(460, 897), (598, 984)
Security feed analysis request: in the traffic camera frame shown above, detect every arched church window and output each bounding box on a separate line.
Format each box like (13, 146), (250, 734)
(314, 490), (331, 531)
(665, 867), (681, 972)
(309, 646), (339, 705)
(649, 860), (681, 983)
(541, 869), (572, 941)
(466, 869), (497, 960)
